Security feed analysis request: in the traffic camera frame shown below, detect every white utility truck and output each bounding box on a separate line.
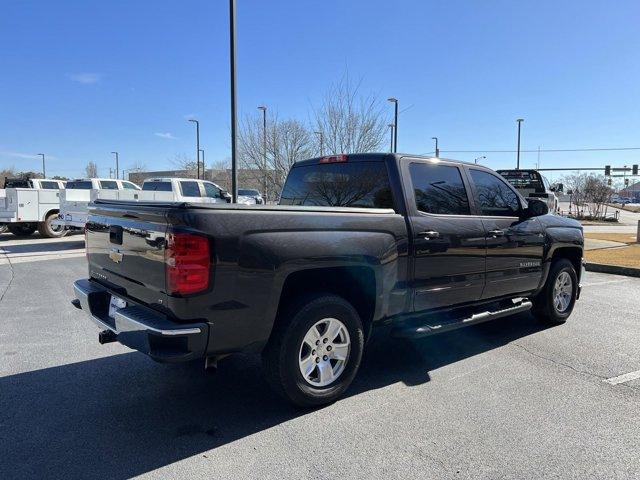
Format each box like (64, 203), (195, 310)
(0, 178), (67, 237)
(56, 177), (231, 230)
(55, 178), (141, 230)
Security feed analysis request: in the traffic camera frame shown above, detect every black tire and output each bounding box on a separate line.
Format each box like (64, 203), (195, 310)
(532, 259), (578, 324)
(37, 212), (68, 238)
(0, 224), (7, 234)
(7, 223), (37, 237)
(262, 293), (365, 407)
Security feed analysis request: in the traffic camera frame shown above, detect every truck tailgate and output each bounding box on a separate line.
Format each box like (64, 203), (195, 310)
(86, 203), (169, 309)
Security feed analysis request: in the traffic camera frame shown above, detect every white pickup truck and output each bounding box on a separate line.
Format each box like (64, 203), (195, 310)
(0, 178), (68, 237)
(57, 177), (231, 230)
(56, 178), (141, 230)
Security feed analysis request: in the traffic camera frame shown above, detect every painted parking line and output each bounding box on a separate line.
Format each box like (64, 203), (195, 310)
(604, 370), (640, 385)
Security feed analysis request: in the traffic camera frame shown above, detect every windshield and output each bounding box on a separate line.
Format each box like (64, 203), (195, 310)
(238, 189), (259, 196)
(280, 161), (394, 209)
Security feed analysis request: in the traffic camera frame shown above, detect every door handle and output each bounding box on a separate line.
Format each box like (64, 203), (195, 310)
(418, 230), (440, 239)
(488, 229), (505, 238)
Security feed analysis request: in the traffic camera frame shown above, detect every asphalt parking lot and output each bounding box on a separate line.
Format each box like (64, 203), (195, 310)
(1, 234), (639, 479)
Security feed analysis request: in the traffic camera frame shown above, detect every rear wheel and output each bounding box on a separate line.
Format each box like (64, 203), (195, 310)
(532, 259), (577, 324)
(262, 294), (364, 407)
(7, 223), (37, 237)
(38, 212), (68, 238)
(0, 224), (7, 234)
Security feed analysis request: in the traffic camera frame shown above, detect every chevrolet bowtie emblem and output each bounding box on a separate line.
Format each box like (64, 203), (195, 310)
(109, 248), (123, 264)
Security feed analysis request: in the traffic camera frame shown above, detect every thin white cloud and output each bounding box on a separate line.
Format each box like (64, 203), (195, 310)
(155, 132), (177, 140)
(67, 73), (102, 84)
(0, 150), (56, 160)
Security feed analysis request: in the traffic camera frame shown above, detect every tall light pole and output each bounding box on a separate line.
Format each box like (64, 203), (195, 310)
(111, 152), (119, 179)
(431, 137), (439, 157)
(387, 97), (398, 153)
(229, 0), (238, 202)
(516, 118), (524, 169)
(474, 156), (486, 164)
(388, 124), (394, 153)
(188, 119), (200, 179)
(37, 153), (46, 178)
(314, 131), (324, 156)
(199, 149), (205, 179)
(258, 106), (268, 199)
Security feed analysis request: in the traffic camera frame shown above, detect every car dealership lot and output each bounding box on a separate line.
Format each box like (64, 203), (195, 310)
(1, 237), (639, 479)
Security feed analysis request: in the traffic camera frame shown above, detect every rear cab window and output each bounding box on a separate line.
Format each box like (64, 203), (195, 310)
(180, 181), (202, 197)
(142, 181), (172, 192)
(40, 181), (60, 189)
(122, 181), (140, 190)
(279, 160), (394, 209)
(66, 181), (93, 190)
(99, 180), (118, 190)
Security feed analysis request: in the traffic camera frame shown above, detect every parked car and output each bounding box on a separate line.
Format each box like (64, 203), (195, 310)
(73, 153), (585, 406)
(138, 178), (231, 203)
(0, 177), (67, 237)
(56, 178), (141, 230)
(238, 188), (264, 204)
(496, 169), (560, 213)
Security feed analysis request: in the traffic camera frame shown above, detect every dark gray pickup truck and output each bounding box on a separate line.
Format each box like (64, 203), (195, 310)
(73, 153), (585, 406)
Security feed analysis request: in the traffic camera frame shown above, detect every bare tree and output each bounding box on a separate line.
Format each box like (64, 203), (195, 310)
(85, 161), (98, 178)
(0, 166), (16, 185)
(171, 153), (197, 178)
(312, 74), (387, 155)
(561, 172), (613, 219)
(239, 115), (313, 199)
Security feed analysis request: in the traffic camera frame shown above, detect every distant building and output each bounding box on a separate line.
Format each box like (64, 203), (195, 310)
(618, 181), (640, 202)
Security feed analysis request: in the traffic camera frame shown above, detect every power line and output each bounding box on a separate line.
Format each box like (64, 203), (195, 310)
(437, 147), (640, 153)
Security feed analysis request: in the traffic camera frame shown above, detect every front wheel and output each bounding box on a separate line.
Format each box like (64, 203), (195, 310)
(0, 224), (7, 235)
(262, 294), (364, 407)
(532, 259), (578, 324)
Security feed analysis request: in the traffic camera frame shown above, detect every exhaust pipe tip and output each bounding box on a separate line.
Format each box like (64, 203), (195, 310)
(98, 329), (118, 344)
(71, 298), (82, 310)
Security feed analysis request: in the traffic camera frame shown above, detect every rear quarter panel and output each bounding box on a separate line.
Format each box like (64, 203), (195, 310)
(166, 207), (409, 354)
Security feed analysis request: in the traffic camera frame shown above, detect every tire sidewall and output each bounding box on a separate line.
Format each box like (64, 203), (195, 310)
(280, 296), (364, 406)
(546, 261), (577, 321)
(41, 213), (67, 238)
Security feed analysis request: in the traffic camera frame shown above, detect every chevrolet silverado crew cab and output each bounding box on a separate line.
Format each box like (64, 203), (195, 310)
(73, 153), (585, 406)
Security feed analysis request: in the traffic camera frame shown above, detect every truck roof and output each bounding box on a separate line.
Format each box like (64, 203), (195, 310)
(143, 177), (216, 183)
(293, 152), (476, 167)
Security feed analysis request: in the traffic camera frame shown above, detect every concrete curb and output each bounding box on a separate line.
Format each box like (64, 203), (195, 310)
(585, 263), (640, 278)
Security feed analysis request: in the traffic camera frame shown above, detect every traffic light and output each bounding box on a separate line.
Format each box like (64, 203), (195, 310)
(633, 164), (638, 176)
(607, 178), (612, 186)
(605, 165), (611, 176)
(625, 178), (629, 187)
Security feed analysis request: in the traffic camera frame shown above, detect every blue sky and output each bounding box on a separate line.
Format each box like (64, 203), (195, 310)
(1, 0), (639, 181)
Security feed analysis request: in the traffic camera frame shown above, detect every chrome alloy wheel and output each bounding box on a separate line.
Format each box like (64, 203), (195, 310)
(553, 271), (573, 313)
(298, 318), (351, 387)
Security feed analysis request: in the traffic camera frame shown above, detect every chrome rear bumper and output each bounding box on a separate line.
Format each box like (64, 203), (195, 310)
(73, 278), (208, 362)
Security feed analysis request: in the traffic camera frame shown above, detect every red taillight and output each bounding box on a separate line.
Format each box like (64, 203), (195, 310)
(319, 154), (348, 164)
(165, 233), (210, 295)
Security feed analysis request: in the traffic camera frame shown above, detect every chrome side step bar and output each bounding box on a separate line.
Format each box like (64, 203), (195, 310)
(391, 300), (533, 339)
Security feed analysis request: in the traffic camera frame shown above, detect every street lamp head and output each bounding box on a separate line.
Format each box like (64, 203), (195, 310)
(387, 97), (398, 103)
(257, 105), (267, 111)
(110, 151), (117, 155)
(431, 137), (437, 141)
(517, 118), (524, 123)
(388, 123), (395, 128)
(188, 118), (198, 124)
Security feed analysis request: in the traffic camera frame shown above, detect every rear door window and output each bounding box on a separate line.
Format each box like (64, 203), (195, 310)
(180, 181), (202, 197)
(99, 180), (118, 190)
(66, 181), (93, 190)
(469, 169), (521, 216)
(409, 163), (470, 215)
(279, 161), (394, 209)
